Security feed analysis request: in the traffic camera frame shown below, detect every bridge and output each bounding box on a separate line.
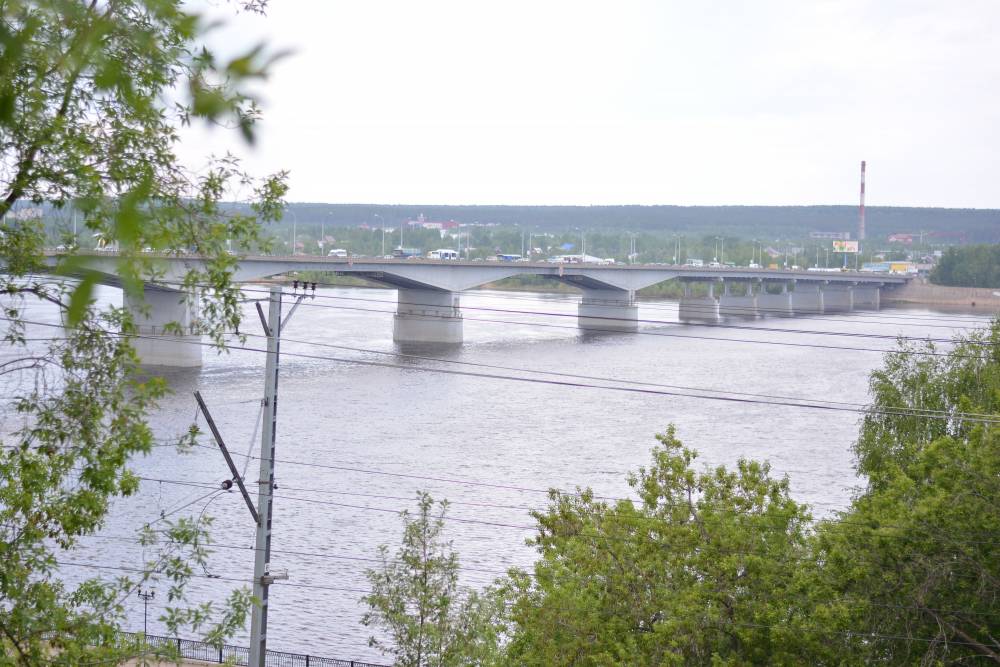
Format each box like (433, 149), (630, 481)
(45, 253), (909, 366)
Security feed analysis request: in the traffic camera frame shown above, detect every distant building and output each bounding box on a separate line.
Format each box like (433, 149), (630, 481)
(407, 213), (459, 230)
(809, 231), (851, 240)
(888, 233), (915, 244)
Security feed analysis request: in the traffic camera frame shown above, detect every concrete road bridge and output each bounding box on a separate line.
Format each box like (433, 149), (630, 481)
(42, 253), (909, 366)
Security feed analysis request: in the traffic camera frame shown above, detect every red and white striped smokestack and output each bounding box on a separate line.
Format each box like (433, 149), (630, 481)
(859, 160), (866, 241)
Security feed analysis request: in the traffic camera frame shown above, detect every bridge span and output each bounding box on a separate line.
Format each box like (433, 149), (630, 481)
(46, 253), (909, 366)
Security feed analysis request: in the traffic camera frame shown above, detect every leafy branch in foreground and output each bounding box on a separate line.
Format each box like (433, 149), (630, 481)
(1, 0), (287, 664)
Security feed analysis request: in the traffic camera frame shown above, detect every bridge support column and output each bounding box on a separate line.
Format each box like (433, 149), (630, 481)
(124, 286), (202, 367)
(757, 282), (793, 317)
(823, 284), (854, 312)
(791, 282), (824, 315)
(853, 285), (880, 309)
(719, 281), (758, 318)
(577, 289), (638, 332)
(393, 288), (463, 344)
(678, 282), (720, 324)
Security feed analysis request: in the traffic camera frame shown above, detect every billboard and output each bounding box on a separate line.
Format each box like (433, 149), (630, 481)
(832, 240), (860, 253)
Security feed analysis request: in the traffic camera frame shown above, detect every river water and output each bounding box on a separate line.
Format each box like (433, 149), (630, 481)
(15, 285), (992, 663)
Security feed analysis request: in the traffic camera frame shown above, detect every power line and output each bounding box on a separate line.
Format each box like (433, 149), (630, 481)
(245, 331), (995, 419)
(248, 299), (990, 359)
(233, 286), (999, 348)
(132, 279), (992, 349)
(54, 560), (370, 594)
(3, 297), (992, 364)
(134, 476), (1000, 547)
(9, 314), (999, 422)
(450, 287), (996, 326)
(80, 532), (1000, 621)
(83, 533), (518, 580)
(0, 313), (953, 415)
(232, 280), (995, 327)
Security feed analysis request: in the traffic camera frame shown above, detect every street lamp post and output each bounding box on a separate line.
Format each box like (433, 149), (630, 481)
(374, 214), (384, 257)
(286, 207), (298, 256)
(138, 589), (155, 637)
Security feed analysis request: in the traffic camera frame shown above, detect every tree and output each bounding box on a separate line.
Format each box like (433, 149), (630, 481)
(0, 0), (286, 663)
(808, 319), (1000, 664)
(363, 493), (503, 667)
(503, 428), (817, 666)
(930, 245), (1000, 288)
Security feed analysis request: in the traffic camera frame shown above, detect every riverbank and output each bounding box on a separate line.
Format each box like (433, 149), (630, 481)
(882, 279), (1000, 310)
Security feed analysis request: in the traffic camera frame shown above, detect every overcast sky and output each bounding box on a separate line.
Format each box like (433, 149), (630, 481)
(178, 0), (1000, 208)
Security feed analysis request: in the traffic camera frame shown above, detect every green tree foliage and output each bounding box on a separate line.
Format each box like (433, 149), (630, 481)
(503, 428), (815, 666)
(0, 0), (286, 663)
(363, 493), (504, 667)
(368, 321), (1000, 665)
(930, 244), (1000, 288)
(809, 320), (1000, 664)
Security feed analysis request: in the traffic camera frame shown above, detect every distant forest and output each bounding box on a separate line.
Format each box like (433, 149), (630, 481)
(273, 203), (1000, 244)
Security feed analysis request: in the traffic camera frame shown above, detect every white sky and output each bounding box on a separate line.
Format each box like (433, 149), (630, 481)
(177, 0), (1000, 207)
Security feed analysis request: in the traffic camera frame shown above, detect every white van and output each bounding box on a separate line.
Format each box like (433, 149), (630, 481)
(327, 248), (348, 257)
(428, 249), (459, 260)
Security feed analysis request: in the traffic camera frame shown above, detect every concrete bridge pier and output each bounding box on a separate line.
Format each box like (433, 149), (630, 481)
(719, 281), (758, 318)
(823, 283), (854, 312)
(756, 282), (793, 317)
(678, 282), (720, 324)
(853, 285), (880, 309)
(791, 282), (824, 315)
(577, 289), (638, 332)
(124, 286), (202, 367)
(393, 288), (463, 344)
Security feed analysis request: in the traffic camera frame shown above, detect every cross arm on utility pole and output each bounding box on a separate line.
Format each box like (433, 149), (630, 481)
(193, 390), (260, 525)
(255, 301), (271, 338)
(279, 295), (306, 335)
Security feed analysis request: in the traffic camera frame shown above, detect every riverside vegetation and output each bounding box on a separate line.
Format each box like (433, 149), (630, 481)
(931, 244), (1000, 288)
(363, 318), (1000, 666)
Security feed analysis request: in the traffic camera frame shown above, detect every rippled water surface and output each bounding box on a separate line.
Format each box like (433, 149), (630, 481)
(20, 285), (992, 662)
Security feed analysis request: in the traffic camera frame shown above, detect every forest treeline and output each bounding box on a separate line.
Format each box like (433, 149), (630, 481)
(270, 203), (1000, 243)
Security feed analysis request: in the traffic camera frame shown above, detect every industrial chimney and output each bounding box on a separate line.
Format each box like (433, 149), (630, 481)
(858, 161), (866, 241)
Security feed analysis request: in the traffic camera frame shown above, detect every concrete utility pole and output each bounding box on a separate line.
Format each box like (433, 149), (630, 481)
(249, 286), (284, 667)
(192, 283), (307, 667)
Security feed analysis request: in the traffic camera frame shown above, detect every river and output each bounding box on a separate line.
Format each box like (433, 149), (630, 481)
(17, 285), (992, 663)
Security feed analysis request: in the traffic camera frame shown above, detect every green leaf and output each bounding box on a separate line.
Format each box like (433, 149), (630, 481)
(66, 272), (98, 328)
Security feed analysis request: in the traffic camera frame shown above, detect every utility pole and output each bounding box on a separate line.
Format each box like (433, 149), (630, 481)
(191, 284), (306, 667)
(249, 286), (284, 667)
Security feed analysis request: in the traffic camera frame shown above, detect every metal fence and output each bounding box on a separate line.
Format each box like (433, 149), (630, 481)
(118, 631), (387, 667)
